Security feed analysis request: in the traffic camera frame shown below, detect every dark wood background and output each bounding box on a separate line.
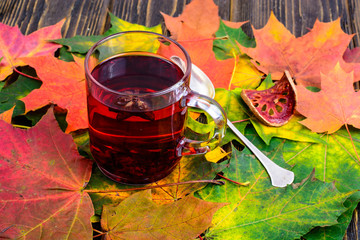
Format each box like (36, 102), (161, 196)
(1, 0), (359, 239)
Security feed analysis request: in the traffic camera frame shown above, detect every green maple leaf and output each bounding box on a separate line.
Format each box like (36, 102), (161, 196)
(100, 190), (226, 240)
(196, 134), (353, 240)
(0, 68), (41, 115)
(52, 13), (162, 54)
(213, 20), (255, 60)
(283, 128), (360, 239)
(304, 197), (359, 240)
(104, 12), (162, 36)
(52, 35), (103, 54)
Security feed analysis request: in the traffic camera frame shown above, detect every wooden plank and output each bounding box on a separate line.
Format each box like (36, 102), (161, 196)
(110, 0), (191, 28)
(346, 0), (360, 48)
(347, 208), (360, 240)
(0, 0), (111, 37)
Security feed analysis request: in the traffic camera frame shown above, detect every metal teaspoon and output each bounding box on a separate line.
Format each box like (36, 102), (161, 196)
(171, 56), (295, 187)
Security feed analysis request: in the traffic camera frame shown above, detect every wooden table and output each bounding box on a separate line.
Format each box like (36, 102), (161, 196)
(1, 0), (359, 239)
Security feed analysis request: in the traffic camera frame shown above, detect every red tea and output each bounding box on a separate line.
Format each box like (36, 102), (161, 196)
(87, 54), (187, 184)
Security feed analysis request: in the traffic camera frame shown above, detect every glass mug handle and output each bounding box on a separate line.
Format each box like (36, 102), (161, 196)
(177, 91), (227, 156)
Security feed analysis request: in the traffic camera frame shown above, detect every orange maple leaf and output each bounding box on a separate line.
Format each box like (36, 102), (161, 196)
(161, 0), (250, 89)
(160, 23), (234, 89)
(19, 55), (87, 133)
(296, 63), (360, 133)
(161, 0), (245, 39)
(0, 20), (64, 80)
(238, 13), (354, 87)
(161, 0), (220, 39)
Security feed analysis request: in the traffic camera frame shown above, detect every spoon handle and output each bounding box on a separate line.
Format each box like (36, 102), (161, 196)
(227, 121), (294, 187)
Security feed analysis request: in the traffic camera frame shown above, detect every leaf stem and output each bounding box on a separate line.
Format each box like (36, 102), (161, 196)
(228, 50), (238, 90)
(12, 124), (31, 129)
(93, 229), (106, 239)
(231, 119), (250, 124)
(217, 173), (250, 186)
(93, 233), (106, 238)
(84, 180), (225, 194)
(345, 123), (360, 162)
(179, 36), (229, 42)
(13, 67), (41, 81)
(93, 229), (104, 234)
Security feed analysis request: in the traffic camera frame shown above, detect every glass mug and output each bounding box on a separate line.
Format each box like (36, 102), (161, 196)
(84, 31), (226, 184)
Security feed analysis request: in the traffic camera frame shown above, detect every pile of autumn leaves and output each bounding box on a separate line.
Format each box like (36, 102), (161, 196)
(1, 0), (360, 239)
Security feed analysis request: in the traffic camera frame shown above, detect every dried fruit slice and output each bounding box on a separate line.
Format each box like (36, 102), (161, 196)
(241, 71), (297, 126)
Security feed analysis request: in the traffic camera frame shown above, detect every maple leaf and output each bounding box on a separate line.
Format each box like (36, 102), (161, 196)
(296, 63), (360, 133)
(19, 55), (87, 133)
(283, 128), (360, 239)
(0, 20), (64, 80)
(182, 36), (234, 89)
(161, 0), (221, 39)
(104, 12), (162, 36)
(100, 190), (226, 240)
(161, 0), (246, 40)
(197, 137), (353, 240)
(0, 108), (94, 239)
(159, 23), (235, 89)
(161, 0), (252, 89)
(238, 13), (354, 87)
(213, 20), (255, 59)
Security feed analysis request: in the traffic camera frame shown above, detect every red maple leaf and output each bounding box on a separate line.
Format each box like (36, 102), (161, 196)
(0, 20), (64, 80)
(0, 108), (93, 239)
